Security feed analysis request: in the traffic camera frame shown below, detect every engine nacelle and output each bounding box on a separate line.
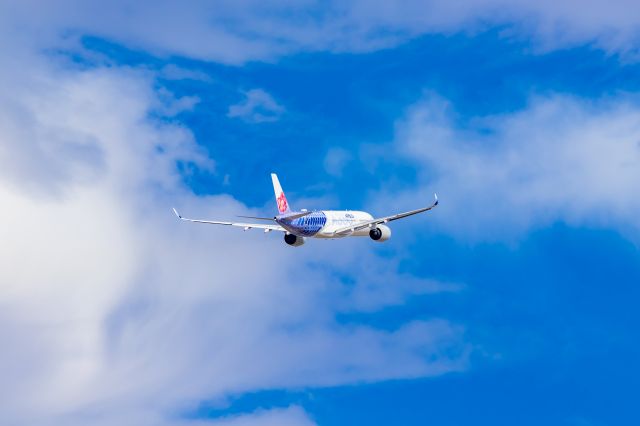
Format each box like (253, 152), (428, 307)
(284, 233), (306, 247)
(369, 225), (391, 242)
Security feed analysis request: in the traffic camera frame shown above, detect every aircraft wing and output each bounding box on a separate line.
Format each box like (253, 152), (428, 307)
(333, 194), (439, 236)
(173, 208), (286, 232)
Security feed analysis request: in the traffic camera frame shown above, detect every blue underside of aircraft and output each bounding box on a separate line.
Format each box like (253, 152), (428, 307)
(279, 211), (327, 236)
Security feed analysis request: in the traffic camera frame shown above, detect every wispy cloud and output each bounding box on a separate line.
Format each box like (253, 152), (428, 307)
(160, 64), (212, 82)
(227, 89), (285, 123)
(2, 0), (640, 64)
(323, 147), (352, 177)
(201, 406), (315, 426)
(370, 93), (640, 241)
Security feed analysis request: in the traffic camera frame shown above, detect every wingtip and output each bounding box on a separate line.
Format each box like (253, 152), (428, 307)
(434, 193), (439, 205)
(172, 207), (182, 219)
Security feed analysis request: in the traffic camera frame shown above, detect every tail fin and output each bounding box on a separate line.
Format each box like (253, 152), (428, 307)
(271, 173), (291, 214)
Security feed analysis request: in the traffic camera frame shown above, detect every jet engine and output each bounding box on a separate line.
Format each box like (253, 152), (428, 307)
(284, 233), (306, 247)
(369, 225), (391, 242)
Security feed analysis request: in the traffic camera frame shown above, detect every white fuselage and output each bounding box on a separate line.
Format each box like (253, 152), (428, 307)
(317, 210), (374, 238)
(277, 210), (374, 238)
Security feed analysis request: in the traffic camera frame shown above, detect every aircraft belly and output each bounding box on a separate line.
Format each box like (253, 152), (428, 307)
(314, 228), (346, 239)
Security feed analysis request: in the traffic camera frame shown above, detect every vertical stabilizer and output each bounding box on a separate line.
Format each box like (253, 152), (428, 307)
(271, 173), (291, 214)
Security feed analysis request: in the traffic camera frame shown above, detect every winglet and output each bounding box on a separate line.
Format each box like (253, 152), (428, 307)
(172, 208), (182, 219)
(434, 193), (438, 206)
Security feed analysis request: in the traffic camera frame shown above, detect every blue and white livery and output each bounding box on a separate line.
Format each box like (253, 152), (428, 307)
(173, 173), (438, 247)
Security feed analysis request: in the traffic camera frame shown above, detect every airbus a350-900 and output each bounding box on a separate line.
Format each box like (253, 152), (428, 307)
(173, 174), (438, 247)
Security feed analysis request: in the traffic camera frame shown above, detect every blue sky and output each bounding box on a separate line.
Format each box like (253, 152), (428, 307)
(1, 2), (640, 425)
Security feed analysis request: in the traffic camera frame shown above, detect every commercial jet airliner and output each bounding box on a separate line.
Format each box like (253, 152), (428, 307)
(173, 173), (438, 247)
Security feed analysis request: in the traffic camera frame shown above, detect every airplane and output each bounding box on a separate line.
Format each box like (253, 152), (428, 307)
(172, 173), (438, 247)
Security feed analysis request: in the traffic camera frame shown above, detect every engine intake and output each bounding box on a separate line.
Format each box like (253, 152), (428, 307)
(284, 233), (306, 247)
(369, 225), (391, 242)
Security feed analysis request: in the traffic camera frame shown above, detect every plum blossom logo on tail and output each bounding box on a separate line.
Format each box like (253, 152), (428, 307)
(277, 192), (288, 213)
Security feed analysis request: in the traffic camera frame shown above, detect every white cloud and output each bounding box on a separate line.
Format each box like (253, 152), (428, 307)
(0, 43), (467, 426)
(323, 147), (352, 177)
(376, 93), (640, 241)
(2, 0), (640, 65)
(39, 405), (315, 426)
(160, 64), (212, 82)
(202, 406), (316, 426)
(227, 89), (285, 123)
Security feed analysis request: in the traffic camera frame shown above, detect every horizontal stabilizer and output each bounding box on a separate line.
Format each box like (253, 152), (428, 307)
(281, 210), (315, 220)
